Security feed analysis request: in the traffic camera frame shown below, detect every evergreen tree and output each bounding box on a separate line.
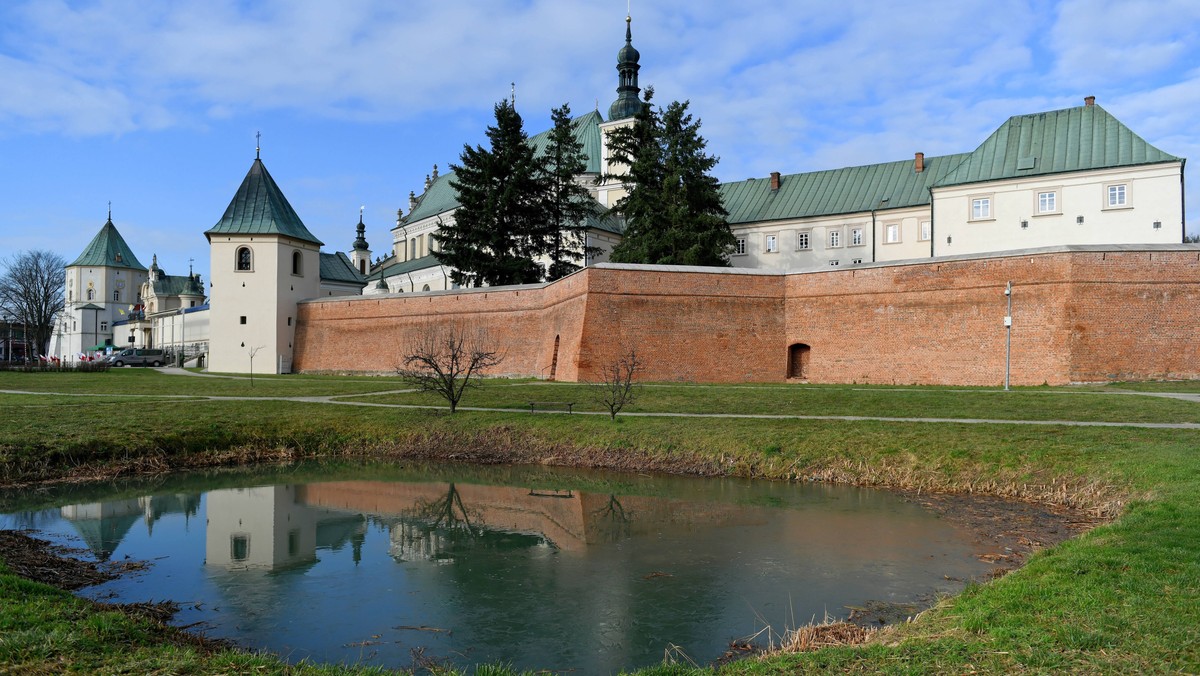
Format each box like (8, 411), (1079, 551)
(436, 100), (547, 287)
(606, 91), (734, 266)
(542, 103), (600, 280)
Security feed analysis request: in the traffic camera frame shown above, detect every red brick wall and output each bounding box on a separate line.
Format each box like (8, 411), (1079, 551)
(293, 249), (1200, 385)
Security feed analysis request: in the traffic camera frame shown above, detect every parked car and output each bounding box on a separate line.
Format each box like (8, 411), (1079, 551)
(107, 348), (166, 367)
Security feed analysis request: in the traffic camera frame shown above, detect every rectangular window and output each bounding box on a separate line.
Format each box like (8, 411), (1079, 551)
(971, 197), (992, 220)
(734, 237), (746, 255)
(113, 290), (120, 302)
(828, 230), (841, 248)
(1038, 191), (1057, 213)
(851, 228), (863, 246)
(1107, 184), (1127, 207)
(765, 234), (778, 253)
(919, 221), (931, 241)
(851, 258), (863, 264)
(885, 223), (900, 243)
(796, 231), (811, 250)
(829, 260), (840, 267)
(100, 321), (108, 332)
(231, 535), (250, 562)
(239, 316), (247, 325)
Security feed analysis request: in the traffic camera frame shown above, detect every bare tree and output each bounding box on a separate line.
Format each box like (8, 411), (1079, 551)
(396, 325), (502, 413)
(0, 250), (65, 360)
(246, 344), (263, 386)
(592, 349), (641, 420)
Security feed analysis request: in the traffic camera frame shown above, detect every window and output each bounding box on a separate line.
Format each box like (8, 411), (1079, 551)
(1038, 191), (1058, 214)
(87, 289), (95, 301)
(796, 231), (811, 250)
(828, 230), (841, 248)
(851, 228), (863, 246)
(765, 234), (778, 253)
(231, 535), (250, 562)
(113, 290), (120, 302)
(288, 529), (300, 556)
(422, 284), (431, 291)
(920, 221), (931, 241)
(292, 251), (303, 276)
(829, 260), (840, 267)
(885, 223), (900, 243)
(100, 321), (108, 332)
(971, 197), (992, 220)
(239, 316), (247, 325)
(115, 252), (123, 263)
(851, 258), (863, 264)
(236, 247), (252, 271)
(287, 317), (292, 326)
(734, 237), (746, 255)
(1107, 183), (1128, 208)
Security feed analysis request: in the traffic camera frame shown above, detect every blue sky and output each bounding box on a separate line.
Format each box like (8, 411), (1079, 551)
(2, 0), (1197, 279)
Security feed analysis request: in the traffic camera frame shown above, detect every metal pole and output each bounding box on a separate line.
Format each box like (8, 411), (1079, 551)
(1004, 281), (1012, 391)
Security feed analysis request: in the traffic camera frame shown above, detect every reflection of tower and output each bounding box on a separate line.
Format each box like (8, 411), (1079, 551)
(205, 486), (318, 570)
(59, 493), (202, 560)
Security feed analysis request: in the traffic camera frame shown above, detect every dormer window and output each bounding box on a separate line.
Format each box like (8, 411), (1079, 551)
(237, 247), (252, 271)
(115, 252), (123, 263)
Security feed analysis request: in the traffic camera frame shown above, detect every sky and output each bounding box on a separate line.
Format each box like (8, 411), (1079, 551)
(1, 0), (1197, 280)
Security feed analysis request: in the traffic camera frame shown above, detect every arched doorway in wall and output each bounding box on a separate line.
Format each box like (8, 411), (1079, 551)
(788, 343), (811, 379)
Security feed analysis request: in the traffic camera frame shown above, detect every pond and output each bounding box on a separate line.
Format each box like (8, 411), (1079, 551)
(0, 463), (996, 673)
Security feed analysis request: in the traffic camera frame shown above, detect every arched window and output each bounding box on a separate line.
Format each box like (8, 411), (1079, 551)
(292, 251), (303, 276)
(87, 288), (95, 301)
(236, 247), (252, 271)
(358, 259), (366, 274)
(422, 284), (431, 292)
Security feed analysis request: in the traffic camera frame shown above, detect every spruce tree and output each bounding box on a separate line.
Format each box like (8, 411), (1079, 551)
(607, 91), (734, 266)
(436, 100), (547, 287)
(542, 103), (599, 280)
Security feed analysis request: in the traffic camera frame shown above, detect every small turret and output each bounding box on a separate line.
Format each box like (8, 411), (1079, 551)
(608, 15), (643, 121)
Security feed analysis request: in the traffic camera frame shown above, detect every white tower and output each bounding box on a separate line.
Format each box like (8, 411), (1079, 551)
(204, 151), (322, 374)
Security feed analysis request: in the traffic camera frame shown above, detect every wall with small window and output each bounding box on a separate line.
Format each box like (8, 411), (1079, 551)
(932, 161), (1183, 256)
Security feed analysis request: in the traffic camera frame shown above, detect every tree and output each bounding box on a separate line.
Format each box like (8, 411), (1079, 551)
(437, 100), (547, 287)
(542, 103), (600, 280)
(591, 348), (641, 420)
(246, 344), (263, 386)
(0, 250), (65, 360)
(606, 91), (735, 266)
(396, 325), (503, 413)
(1185, 233), (1199, 243)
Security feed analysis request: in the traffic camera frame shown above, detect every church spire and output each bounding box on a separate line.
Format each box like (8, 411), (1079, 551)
(607, 14), (642, 121)
(353, 207), (369, 251)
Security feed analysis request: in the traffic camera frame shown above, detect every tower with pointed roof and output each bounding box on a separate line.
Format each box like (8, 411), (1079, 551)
(350, 210), (372, 276)
(205, 154), (323, 374)
(607, 15), (642, 122)
(54, 211), (150, 358)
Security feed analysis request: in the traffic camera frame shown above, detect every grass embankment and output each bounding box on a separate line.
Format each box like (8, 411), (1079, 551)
(2, 369), (1199, 673)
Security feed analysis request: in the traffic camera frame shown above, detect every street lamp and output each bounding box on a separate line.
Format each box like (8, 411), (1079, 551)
(1004, 281), (1013, 391)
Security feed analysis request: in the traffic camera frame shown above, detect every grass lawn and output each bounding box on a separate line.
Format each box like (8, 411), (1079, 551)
(2, 369), (1199, 674)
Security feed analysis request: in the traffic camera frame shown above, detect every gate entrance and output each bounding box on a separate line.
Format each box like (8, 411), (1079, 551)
(788, 343), (811, 379)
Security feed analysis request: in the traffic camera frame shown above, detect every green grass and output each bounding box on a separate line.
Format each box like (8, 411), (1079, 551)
(2, 369), (1200, 673)
(339, 379), (1200, 423)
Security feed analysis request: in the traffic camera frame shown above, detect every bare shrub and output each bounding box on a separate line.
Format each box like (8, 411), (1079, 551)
(396, 326), (502, 413)
(592, 348), (640, 420)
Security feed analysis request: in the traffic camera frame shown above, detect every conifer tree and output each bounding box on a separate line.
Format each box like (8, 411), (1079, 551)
(437, 100), (547, 287)
(542, 103), (600, 280)
(606, 91), (734, 266)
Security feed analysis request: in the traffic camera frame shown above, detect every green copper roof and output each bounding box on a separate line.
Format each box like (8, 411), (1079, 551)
(68, 218), (147, 270)
(720, 153), (971, 224)
(529, 109), (605, 174)
(365, 254), (442, 281)
(402, 111), (606, 225)
(319, 252), (366, 285)
(152, 274), (204, 298)
(206, 158), (323, 245)
(936, 103), (1182, 188)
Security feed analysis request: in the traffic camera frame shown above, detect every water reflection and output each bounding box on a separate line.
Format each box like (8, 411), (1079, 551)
(1, 466), (992, 674)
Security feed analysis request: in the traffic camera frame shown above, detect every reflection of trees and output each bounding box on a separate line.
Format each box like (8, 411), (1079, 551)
(411, 483), (478, 534)
(590, 495), (631, 542)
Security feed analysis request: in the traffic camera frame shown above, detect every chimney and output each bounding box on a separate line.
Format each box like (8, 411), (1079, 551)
(914, 152), (925, 174)
(1084, 95), (1095, 106)
(769, 171), (781, 191)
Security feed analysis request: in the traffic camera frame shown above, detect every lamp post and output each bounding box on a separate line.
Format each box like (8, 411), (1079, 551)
(2, 316), (9, 363)
(1004, 281), (1013, 391)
